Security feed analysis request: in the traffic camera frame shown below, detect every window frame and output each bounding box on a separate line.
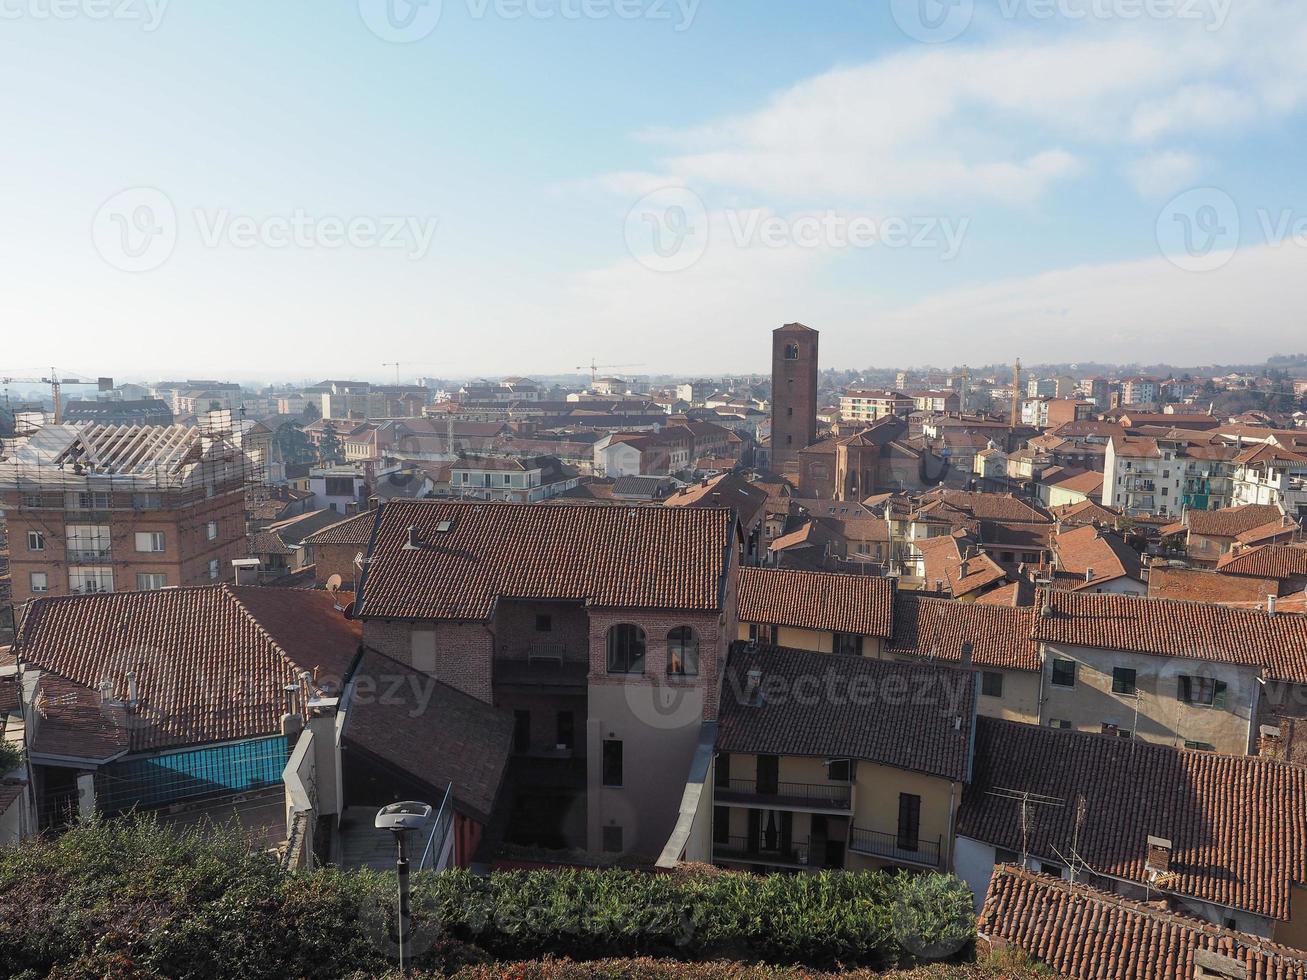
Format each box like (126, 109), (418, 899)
(1050, 658), (1077, 689)
(981, 671), (1004, 698)
(1111, 666), (1137, 696)
(134, 531), (166, 554)
(666, 625), (700, 676)
(135, 572), (168, 591)
(606, 624), (647, 675)
(30, 571), (49, 594)
(26, 530), (45, 552)
(601, 739), (623, 787)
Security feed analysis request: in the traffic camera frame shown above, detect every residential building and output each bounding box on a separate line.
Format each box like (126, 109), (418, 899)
(1120, 377), (1162, 408)
(1232, 444), (1307, 518)
(0, 424), (254, 604)
(301, 508), (376, 589)
(735, 566), (895, 654)
(664, 473), (768, 565)
(909, 390), (960, 414)
(838, 390), (913, 425)
(709, 643), (974, 873)
(1029, 590), (1307, 754)
(61, 399), (173, 427)
(309, 465), (369, 514)
(882, 593), (1041, 723)
(352, 499), (738, 859)
(1182, 503), (1287, 566)
(245, 509), (346, 581)
(770, 323), (819, 474)
(11, 585), (360, 833)
(958, 719), (1307, 940)
(1102, 432), (1226, 516)
(447, 455), (580, 503)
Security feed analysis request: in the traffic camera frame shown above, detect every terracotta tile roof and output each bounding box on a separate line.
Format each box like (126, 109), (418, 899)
(29, 672), (130, 762)
(717, 643), (974, 782)
(1051, 525), (1143, 589)
(1186, 504), (1285, 539)
(342, 649), (513, 823)
(1031, 589), (1307, 683)
(1050, 499), (1120, 527)
(736, 567), (895, 638)
(1149, 566), (1279, 604)
(917, 534), (1009, 596)
(974, 581), (1034, 607)
(980, 865), (1307, 980)
(1218, 544), (1307, 580)
(16, 586), (362, 754)
(357, 500), (733, 620)
(664, 473), (768, 525)
(1043, 468), (1104, 496)
(248, 529), (296, 557)
(302, 509), (378, 547)
(961, 718), (1307, 921)
(915, 489), (1052, 525)
(886, 594), (1040, 672)
(1236, 519), (1302, 547)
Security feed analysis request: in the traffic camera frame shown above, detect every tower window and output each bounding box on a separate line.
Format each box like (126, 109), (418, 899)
(784, 344), (799, 359)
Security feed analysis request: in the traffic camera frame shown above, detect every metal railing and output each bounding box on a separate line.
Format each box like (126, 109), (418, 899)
(848, 826), (942, 868)
(721, 778), (852, 808)
(67, 548), (113, 563)
(714, 834), (810, 866)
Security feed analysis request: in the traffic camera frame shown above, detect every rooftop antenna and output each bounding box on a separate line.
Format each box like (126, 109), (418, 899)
(986, 787), (1065, 867)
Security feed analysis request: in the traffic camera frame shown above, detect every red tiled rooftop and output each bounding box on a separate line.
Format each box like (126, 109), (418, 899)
(736, 566), (895, 639)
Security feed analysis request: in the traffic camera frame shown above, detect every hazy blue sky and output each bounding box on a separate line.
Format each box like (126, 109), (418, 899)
(2, 0), (1305, 382)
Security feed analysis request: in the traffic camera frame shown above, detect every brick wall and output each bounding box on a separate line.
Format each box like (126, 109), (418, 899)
(585, 607), (724, 721)
(362, 618), (494, 703)
(312, 542), (363, 590)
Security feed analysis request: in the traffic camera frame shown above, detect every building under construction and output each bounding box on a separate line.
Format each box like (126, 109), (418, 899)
(0, 422), (257, 607)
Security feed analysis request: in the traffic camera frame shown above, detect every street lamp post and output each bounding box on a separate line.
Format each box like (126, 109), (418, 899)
(375, 801), (433, 975)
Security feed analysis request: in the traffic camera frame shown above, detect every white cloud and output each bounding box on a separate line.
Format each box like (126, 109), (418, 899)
(1125, 150), (1202, 197)
(603, 2), (1307, 213)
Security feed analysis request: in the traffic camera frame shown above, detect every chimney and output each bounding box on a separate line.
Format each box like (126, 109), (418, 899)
(745, 668), (763, 704)
(98, 678), (114, 703)
(1268, 594), (1278, 617)
(960, 558), (970, 578)
(404, 525), (422, 550)
(125, 670), (139, 707)
(1085, 567), (1095, 583)
(959, 641), (974, 670)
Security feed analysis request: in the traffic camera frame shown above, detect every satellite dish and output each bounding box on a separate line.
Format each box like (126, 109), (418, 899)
(325, 573), (343, 594)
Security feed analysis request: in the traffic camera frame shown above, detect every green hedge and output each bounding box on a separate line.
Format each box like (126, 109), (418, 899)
(0, 816), (975, 979)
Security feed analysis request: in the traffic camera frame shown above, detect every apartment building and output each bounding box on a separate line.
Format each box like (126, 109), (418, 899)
(1101, 432), (1237, 516)
(709, 643), (974, 873)
(1181, 503), (1287, 566)
(838, 390), (913, 425)
(1232, 444), (1307, 518)
(0, 424), (255, 604)
(353, 499), (738, 860)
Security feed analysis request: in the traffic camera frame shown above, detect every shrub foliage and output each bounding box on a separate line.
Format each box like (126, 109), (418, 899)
(0, 816), (975, 979)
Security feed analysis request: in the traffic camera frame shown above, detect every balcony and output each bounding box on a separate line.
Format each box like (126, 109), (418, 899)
(494, 640), (588, 689)
(848, 826), (942, 869)
(713, 834), (811, 869)
(67, 547), (113, 564)
(716, 778), (852, 812)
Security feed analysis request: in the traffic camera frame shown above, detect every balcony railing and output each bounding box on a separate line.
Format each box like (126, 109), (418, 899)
(848, 826), (942, 868)
(713, 834), (810, 867)
(718, 778), (852, 810)
(67, 548), (112, 563)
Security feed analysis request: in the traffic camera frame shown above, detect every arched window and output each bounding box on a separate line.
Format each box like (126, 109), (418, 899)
(607, 624), (647, 674)
(667, 626), (700, 676)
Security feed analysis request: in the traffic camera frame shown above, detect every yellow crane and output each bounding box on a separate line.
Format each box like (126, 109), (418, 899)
(0, 369), (105, 424)
(575, 359), (646, 386)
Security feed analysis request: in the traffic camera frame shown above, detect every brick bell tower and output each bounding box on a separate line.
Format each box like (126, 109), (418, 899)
(770, 322), (819, 475)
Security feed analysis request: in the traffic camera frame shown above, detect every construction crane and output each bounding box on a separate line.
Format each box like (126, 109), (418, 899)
(381, 362), (441, 386)
(575, 360), (646, 386)
(0, 369), (104, 424)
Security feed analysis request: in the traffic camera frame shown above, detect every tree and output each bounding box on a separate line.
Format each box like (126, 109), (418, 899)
(302, 401), (321, 422)
(273, 421), (315, 466)
(318, 427), (343, 464)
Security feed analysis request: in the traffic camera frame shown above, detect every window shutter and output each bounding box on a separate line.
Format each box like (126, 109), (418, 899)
(1213, 681), (1228, 710)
